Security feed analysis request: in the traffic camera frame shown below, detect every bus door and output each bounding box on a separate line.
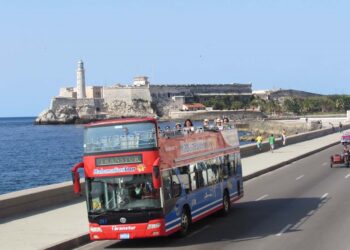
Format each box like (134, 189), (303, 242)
(161, 169), (184, 232)
(206, 157), (221, 201)
(233, 153), (243, 195)
(224, 153), (241, 197)
(189, 162), (213, 218)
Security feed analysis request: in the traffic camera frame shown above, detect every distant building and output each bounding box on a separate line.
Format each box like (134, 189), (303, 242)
(59, 87), (76, 98)
(252, 90), (272, 100)
(86, 86), (103, 99)
(133, 76), (149, 87)
(182, 103), (206, 111)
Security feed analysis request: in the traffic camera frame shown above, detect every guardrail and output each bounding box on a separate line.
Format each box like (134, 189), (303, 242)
(1, 124), (349, 219)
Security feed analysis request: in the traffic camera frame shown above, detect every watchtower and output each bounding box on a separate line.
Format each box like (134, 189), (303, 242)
(76, 60), (86, 99)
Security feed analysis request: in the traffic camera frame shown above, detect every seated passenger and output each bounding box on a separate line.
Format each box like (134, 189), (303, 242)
(215, 118), (224, 131)
(133, 184), (143, 199)
(223, 117), (232, 129)
(183, 119), (195, 135)
(174, 123), (183, 135)
(203, 119), (210, 131)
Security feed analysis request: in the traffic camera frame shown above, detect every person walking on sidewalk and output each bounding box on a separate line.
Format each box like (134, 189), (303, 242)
(256, 134), (263, 151)
(339, 122), (343, 133)
(282, 129), (287, 146)
(268, 134), (275, 153)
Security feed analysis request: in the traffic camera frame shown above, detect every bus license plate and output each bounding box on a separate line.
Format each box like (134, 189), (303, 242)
(120, 233), (130, 239)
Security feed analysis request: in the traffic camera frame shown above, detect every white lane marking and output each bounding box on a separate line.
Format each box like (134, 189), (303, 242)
(188, 225), (210, 237)
(321, 193), (328, 199)
(296, 175), (304, 180)
(276, 224), (292, 236)
(256, 194), (269, 201)
(345, 174), (350, 179)
(322, 162), (328, 166)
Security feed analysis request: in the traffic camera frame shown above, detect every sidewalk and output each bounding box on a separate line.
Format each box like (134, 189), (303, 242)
(0, 130), (346, 250)
(241, 130), (344, 179)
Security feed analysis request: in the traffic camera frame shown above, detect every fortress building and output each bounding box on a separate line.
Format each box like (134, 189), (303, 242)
(38, 60), (253, 123)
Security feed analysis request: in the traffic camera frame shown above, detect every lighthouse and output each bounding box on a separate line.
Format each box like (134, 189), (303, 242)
(76, 60), (86, 99)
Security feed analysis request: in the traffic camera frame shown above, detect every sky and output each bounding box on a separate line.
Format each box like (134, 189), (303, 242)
(1, 0), (350, 117)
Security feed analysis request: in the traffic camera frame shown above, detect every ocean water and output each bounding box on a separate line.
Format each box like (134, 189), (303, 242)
(0, 117), (252, 195)
(0, 117), (83, 195)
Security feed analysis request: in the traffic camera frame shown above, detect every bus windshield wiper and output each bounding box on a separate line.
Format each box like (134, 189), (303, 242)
(128, 206), (159, 211)
(107, 208), (131, 212)
(89, 210), (109, 218)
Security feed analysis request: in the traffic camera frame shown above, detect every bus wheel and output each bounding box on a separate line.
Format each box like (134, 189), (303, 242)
(178, 208), (190, 237)
(221, 192), (230, 216)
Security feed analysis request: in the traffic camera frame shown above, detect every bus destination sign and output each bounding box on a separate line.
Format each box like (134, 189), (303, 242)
(96, 155), (142, 166)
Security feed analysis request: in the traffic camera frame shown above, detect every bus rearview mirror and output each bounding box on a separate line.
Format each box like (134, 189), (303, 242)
(153, 166), (161, 189)
(72, 172), (81, 194)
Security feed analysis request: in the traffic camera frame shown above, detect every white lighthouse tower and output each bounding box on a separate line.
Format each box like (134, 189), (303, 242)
(76, 60), (86, 99)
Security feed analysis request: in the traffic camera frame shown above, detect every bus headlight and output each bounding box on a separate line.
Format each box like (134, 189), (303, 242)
(147, 223), (161, 230)
(90, 226), (102, 232)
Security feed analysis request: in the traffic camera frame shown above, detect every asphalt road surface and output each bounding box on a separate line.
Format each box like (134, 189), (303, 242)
(75, 144), (350, 250)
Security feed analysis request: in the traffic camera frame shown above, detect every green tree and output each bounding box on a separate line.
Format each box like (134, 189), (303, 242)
(335, 98), (345, 111)
(213, 101), (225, 110)
(283, 98), (301, 114)
(231, 101), (242, 110)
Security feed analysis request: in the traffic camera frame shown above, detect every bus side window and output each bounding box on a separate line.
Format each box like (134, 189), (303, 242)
(221, 155), (230, 179)
(207, 160), (218, 185)
(189, 164), (197, 191)
(235, 154), (241, 175)
(197, 162), (208, 188)
(229, 154), (236, 176)
(161, 171), (172, 200)
(178, 165), (190, 193)
(171, 169), (182, 198)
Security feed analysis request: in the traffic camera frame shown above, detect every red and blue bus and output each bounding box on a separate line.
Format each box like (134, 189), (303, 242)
(72, 117), (243, 240)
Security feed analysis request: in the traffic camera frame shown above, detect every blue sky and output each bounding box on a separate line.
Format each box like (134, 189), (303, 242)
(1, 0), (350, 117)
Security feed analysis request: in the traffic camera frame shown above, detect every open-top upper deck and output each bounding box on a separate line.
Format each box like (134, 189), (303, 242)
(158, 129), (240, 169)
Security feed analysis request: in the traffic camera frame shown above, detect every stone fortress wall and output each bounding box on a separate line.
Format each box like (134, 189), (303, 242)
(36, 60), (254, 124)
(103, 85), (152, 104)
(149, 83), (252, 117)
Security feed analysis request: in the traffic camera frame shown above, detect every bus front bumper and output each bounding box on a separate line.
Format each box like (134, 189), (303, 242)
(89, 219), (165, 240)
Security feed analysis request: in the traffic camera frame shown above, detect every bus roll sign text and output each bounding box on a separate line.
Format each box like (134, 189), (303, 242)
(96, 155), (142, 167)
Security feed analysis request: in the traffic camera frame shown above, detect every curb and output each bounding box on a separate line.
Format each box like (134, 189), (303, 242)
(45, 234), (90, 250)
(243, 140), (339, 181)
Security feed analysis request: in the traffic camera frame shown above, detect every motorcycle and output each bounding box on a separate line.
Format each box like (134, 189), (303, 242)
(330, 150), (350, 168)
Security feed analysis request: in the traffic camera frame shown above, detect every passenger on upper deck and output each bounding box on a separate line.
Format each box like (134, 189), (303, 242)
(223, 117), (232, 129)
(174, 123), (183, 136)
(215, 118), (224, 131)
(203, 119), (210, 131)
(183, 119), (195, 135)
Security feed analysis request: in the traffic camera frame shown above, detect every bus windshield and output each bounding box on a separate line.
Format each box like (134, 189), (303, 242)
(86, 174), (161, 212)
(84, 122), (157, 154)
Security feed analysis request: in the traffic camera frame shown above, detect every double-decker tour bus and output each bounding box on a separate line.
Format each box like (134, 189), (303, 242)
(71, 117), (243, 240)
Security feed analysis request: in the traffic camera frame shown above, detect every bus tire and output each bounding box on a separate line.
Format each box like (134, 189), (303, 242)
(178, 207), (191, 237)
(221, 191), (230, 216)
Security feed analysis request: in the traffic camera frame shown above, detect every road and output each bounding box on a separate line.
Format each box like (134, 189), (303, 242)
(75, 144), (350, 250)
